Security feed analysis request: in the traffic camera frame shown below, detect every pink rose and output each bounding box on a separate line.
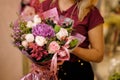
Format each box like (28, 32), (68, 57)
(48, 41), (60, 54)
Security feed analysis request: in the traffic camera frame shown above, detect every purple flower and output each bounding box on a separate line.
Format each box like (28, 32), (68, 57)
(32, 23), (55, 38)
(12, 21), (21, 40)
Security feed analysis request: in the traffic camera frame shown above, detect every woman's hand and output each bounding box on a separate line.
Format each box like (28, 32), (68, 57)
(73, 24), (104, 63)
(57, 61), (64, 66)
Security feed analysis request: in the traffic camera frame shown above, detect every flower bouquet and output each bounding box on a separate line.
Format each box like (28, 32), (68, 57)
(10, 7), (85, 80)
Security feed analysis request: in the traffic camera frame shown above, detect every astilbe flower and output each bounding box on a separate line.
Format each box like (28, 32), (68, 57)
(32, 23), (55, 38)
(28, 43), (48, 61)
(11, 20), (23, 48)
(12, 21), (21, 40)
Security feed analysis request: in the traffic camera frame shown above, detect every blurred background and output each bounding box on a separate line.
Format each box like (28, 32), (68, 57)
(0, 0), (120, 80)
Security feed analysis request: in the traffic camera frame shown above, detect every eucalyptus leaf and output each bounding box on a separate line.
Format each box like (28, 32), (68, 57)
(54, 25), (61, 33)
(69, 39), (79, 49)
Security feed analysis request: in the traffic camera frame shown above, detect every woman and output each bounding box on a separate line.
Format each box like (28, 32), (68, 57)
(22, 0), (104, 80)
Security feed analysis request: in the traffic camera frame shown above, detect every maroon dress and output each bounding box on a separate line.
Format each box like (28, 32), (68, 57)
(30, 0), (104, 80)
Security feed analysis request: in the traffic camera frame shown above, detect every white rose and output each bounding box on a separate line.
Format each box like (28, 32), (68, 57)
(25, 34), (34, 42)
(22, 40), (28, 48)
(56, 28), (68, 40)
(33, 15), (41, 25)
(35, 36), (47, 46)
(26, 21), (34, 28)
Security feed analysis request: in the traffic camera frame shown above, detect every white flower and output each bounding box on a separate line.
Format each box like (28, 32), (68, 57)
(26, 15), (41, 27)
(33, 15), (41, 25)
(22, 40), (28, 48)
(54, 20), (58, 24)
(26, 21), (34, 28)
(35, 36), (47, 46)
(56, 28), (68, 40)
(25, 34), (34, 42)
(32, 22), (38, 27)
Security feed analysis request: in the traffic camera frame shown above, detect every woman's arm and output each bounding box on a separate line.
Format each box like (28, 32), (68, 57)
(73, 24), (104, 63)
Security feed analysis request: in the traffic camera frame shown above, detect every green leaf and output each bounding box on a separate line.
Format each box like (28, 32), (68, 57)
(19, 21), (32, 34)
(36, 54), (53, 63)
(9, 22), (14, 28)
(109, 72), (120, 80)
(54, 25), (61, 33)
(69, 39), (78, 49)
(59, 40), (66, 46)
(66, 27), (73, 33)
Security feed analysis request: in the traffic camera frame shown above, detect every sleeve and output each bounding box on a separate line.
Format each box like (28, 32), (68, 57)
(88, 7), (104, 31)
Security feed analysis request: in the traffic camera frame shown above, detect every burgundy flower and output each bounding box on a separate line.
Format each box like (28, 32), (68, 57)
(28, 43), (48, 61)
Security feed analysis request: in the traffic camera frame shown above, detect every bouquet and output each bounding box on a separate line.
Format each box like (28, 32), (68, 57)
(10, 7), (86, 80)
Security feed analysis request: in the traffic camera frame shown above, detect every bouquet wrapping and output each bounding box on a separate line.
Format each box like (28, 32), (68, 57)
(10, 7), (86, 80)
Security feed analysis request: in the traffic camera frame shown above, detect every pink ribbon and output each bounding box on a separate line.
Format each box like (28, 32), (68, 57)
(21, 63), (53, 80)
(21, 46), (69, 80)
(20, 33), (86, 80)
(50, 46), (70, 80)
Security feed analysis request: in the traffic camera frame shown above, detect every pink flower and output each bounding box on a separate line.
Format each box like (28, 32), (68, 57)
(58, 50), (67, 57)
(48, 41), (60, 54)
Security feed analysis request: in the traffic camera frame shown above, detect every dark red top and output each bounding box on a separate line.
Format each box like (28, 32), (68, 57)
(30, 0), (104, 61)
